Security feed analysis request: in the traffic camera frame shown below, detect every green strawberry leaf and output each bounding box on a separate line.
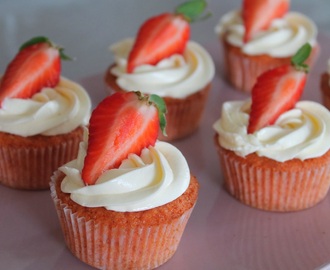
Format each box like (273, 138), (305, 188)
(291, 43), (312, 73)
(175, 0), (211, 22)
(149, 94), (167, 136)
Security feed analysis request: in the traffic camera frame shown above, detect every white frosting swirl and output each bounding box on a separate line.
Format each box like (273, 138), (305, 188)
(110, 39), (215, 98)
(60, 137), (190, 212)
(215, 11), (317, 57)
(213, 100), (330, 162)
(0, 77), (91, 136)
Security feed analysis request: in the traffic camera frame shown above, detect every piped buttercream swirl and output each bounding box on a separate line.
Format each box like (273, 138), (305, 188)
(110, 39), (215, 98)
(213, 100), (330, 162)
(215, 11), (317, 57)
(60, 138), (190, 212)
(0, 77), (91, 136)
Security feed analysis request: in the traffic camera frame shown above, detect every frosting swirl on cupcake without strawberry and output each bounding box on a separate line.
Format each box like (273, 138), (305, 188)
(110, 39), (215, 98)
(215, 11), (317, 57)
(213, 100), (330, 162)
(60, 137), (190, 212)
(0, 77), (91, 136)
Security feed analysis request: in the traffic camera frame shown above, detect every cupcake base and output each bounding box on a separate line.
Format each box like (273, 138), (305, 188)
(321, 72), (330, 110)
(221, 36), (320, 93)
(50, 171), (199, 270)
(214, 134), (330, 212)
(104, 65), (211, 141)
(0, 127), (84, 190)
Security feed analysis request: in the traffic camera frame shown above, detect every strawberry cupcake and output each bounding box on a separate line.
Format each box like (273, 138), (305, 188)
(213, 44), (330, 212)
(105, 0), (215, 141)
(50, 91), (199, 269)
(215, 0), (319, 92)
(320, 59), (330, 110)
(0, 36), (91, 190)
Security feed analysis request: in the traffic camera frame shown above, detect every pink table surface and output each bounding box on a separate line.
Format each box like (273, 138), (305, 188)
(1, 11), (330, 270)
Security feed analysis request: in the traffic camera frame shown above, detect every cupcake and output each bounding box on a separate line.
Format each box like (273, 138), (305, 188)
(0, 36), (91, 190)
(213, 44), (330, 212)
(105, 0), (215, 141)
(215, 0), (319, 92)
(320, 59), (330, 110)
(50, 91), (199, 269)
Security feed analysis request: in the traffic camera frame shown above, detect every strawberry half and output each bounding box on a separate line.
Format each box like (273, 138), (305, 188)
(82, 91), (167, 185)
(127, 0), (210, 73)
(242, 0), (289, 43)
(247, 43), (312, 134)
(0, 36), (70, 107)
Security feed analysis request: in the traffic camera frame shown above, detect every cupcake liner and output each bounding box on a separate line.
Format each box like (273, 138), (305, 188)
(221, 36), (320, 93)
(321, 72), (330, 110)
(158, 84), (211, 141)
(0, 128), (83, 190)
(104, 65), (211, 141)
(50, 171), (195, 270)
(215, 136), (330, 212)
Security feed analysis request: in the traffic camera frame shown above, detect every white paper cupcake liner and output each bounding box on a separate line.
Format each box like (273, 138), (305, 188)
(218, 145), (330, 211)
(50, 172), (194, 270)
(0, 133), (81, 190)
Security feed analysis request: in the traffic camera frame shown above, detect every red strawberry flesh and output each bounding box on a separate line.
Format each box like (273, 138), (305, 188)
(127, 13), (190, 73)
(82, 92), (159, 185)
(243, 0), (289, 43)
(247, 65), (306, 134)
(0, 42), (60, 106)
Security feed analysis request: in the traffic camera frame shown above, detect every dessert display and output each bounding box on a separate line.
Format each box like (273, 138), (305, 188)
(215, 0), (319, 92)
(320, 59), (330, 109)
(0, 36), (91, 190)
(105, 0), (215, 141)
(50, 91), (199, 269)
(213, 44), (330, 211)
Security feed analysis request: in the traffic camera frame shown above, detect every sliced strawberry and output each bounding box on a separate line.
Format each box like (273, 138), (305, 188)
(243, 0), (289, 43)
(82, 91), (167, 185)
(247, 43), (311, 134)
(0, 36), (70, 107)
(127, 0), (209, 73)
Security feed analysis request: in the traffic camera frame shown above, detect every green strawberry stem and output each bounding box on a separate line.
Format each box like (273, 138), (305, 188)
(291, 43), (312, 73)
(135, 91), (167, 136)
(19, 36), (72, 61)
(175, 0), (211, 22)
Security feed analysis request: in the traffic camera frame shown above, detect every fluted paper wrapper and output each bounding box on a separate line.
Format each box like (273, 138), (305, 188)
(215, 138), (330, 212)
(221, 36), (319, 93)
(50, 171), (195, 270)
(0, 128), (83, 190)
(158, 84), (211, 141)
(104, 65), (211, 141)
